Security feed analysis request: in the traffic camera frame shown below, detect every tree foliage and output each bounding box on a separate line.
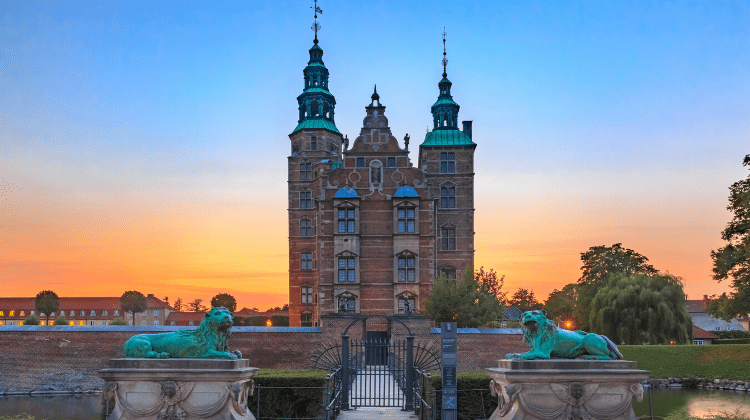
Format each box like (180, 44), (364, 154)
(507, 288), (543, 313)
(474, 266), (507, 301)
(210, 293), (237, 313)
(109, 317), (127, 325)
(589, 273), (692, 345)
(188, 298), (208, 313)
(53, 315), (68, 325)
(424, 268), (504, 327)
(575, 244), (659, 330)
(173, 297), (183, 312)
(24, 315), (40, 325)
(543, 283), (577, 322)
(120, 291), (147, 325)
(708, 154), (750, 319)
(35, 290), (60, 325)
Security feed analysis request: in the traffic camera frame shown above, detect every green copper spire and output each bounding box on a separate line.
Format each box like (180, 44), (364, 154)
(292, 1), (339, 134)
(431, 28), (460, 130)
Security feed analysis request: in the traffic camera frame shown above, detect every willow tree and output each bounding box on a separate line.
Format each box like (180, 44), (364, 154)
(589, 273), (692, 345)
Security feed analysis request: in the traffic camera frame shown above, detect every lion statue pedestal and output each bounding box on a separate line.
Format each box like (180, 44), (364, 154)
(99, 358), (257, 420)
(487, 359), (648, 420)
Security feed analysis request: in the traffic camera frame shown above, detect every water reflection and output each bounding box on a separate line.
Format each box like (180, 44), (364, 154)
(0, 394), (102, 420)
(632, 388), (750, 419)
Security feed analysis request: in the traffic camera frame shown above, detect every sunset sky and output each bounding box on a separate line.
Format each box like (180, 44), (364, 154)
(2, 1), (748, 310)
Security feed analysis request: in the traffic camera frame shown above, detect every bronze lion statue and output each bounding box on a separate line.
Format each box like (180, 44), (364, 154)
(506, 310), (622, 360)
(123, 307), (242, 359)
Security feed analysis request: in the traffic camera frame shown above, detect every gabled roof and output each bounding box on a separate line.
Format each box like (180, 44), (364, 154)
(686, 300), (707, 313)
(693, 325), (718, 339)
(421, 129), (474, 147)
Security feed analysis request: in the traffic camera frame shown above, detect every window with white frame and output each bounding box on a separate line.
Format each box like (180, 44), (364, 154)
(103, 310), (108, 316)
(440, 152), (455, 173)
(693, 340), (704, 345)
(338, 257), (356, 282)
(80, 310), (85, 316)
(301, 286), (314, 304)
(300, 191), (312, 209)
(91, 310), (96, 316)
(300, 219), (312, 236)
(300, 161), (312, 181)
(338, 208), (355, 233)
(441, 228), (456, 250)
(153, 310), (159, 317)
(440, 186), (455, 208)
(154, 320), (159, 326)
(397, 208), (416, 233)
(398, 255), (416, 282)
(301, 253), (313, 270)
(114, 310), (119, 316)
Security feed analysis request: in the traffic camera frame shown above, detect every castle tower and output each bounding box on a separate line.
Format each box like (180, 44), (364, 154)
(288, 6), (343, 327)
(418, 30), (476, 280)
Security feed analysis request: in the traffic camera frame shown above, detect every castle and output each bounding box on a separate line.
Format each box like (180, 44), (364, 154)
(287, 25), (476, 327)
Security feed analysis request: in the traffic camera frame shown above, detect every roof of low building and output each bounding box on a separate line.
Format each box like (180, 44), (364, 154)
(0, 295), (172, 312)
(421, 129), (474, 147)
(686, 300), (707, 313)
(693, 325), (719, 339)
(166, 311), (204, 323)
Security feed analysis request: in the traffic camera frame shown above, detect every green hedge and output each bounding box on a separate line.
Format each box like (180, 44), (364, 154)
(619, 344), (750, 380)
(713, 339), (750, 345)
(421, 372), (496, 420)
(248, 369), (330, 419)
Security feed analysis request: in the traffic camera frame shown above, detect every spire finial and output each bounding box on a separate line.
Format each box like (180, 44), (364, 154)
(311, 0), (323, 44)
(442, 27), (448, 78)
(371, 84), (380, 105)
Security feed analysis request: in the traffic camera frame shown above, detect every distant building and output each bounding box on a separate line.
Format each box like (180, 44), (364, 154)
(692, 325), (718, 345)
(686, 295), (746, 333)
(0, 294), (172, 326)
(286, 31), (476, 326)
(165, 311), (204, 326)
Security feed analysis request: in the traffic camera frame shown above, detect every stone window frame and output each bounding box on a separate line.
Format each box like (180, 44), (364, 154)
(299, 190), (313, 209)
(439, 265), (457, 279)
(369, 160), (383, 184)
(311, 134), (317, 151)
(335, 291), (358, 314)
(336, 251), (360, 284)
(300, 160), (312, 181)
(300, 251), (314, 270)
(336, 202), (358, 234)
(301, 284), (314, 304)
(393, 198), (419, 235)
(440, 152), (456, 174)
(440, 183), (456, 209)
(394, 250), (418, 283)
(356, 157), (365, 168)
(396, 291), (417, 314)
(300, 218), (313, 236)
(440, 224), (457, 251)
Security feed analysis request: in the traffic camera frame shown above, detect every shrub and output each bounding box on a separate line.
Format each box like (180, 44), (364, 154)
(248, 370), (328, 419)
(245, 316), (267, 326)
(271, 315), (289, 326)
(423, 372), (496, 420)
(109, 317), (127, 325)
(23, 315), (40, 325)
(53, 316), (68, 325)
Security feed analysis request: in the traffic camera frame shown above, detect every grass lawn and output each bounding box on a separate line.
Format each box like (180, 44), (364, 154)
(619, 344), (750, 380)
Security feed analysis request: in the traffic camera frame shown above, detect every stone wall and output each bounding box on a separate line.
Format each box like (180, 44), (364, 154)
(0, 321), (524, 394)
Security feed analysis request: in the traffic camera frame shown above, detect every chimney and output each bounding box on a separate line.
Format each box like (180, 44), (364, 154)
(462, 120), (473, 140)
(703, 295), (708, 301)
(147, 294), (155, 298)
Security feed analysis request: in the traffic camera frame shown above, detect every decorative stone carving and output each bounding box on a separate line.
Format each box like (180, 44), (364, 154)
(99, 358), (257, 420)
(488, 359), (648, 420)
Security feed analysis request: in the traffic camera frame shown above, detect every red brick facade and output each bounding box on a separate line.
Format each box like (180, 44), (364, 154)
(287, 71), (476, 328)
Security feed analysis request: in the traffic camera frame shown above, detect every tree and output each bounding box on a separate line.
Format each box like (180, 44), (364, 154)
(589, 272), (692, 345)
(53, 315), (68, 325)
(35, 290), (60, 325)
(424, 268), (504, 328)
(24, 315), (40, 325)
(120, 291), (147, 326)
(707, 154), (750, 319)
(475, 266), (507, 302)
(282, 303), (289, 311)
(163, 296), (169, 306)
(210, 293), (237, 313)
(188, 299), (208, 313)
(544, 283), (578, 323)
(507, 288), (543, 313)
(109, 317), (127, 325)
(173, 297), (183, 312)
(575, 244), (658, 330)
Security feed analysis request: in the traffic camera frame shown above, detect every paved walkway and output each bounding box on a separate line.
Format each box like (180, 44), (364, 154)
(337, 407), (419, 420)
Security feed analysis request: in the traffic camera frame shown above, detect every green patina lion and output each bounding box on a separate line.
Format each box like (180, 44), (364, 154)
(123, 307), (242, 359)
(506, 310), (622, 360)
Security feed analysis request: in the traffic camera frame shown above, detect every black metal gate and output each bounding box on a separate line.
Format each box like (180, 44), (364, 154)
(340, 320), (415, 410)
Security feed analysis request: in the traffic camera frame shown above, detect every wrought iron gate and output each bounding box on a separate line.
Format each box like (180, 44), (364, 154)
(344, 336), (412, 408)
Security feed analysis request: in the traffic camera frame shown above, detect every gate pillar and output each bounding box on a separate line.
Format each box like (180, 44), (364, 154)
(405, 334), (415, 411)
(341, 334), (350, 410)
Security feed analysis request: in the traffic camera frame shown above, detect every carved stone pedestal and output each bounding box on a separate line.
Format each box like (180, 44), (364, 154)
(487, 359), (648, 420)
(98, 358), (257, 420)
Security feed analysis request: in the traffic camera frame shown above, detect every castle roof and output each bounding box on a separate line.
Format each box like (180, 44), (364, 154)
(394, 185), (419, 198)
(422, 129), (475, 147)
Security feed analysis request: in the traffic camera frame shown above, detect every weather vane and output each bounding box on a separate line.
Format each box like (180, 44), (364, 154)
(311, 0), (323, 44)
(442, 27), (448, 77)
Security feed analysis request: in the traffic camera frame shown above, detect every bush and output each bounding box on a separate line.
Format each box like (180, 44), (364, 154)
(423, 372), (496, 420)
(714, 330), (750, 339)
(713, 339), (750, 345)
(23, 315), (40, 325)
(248, 370), (329, 419)
(109, 317), (127, 325)
(270, 315), (289, 327)
(53, 316), (68, 325)
(245, 316), (267, 326)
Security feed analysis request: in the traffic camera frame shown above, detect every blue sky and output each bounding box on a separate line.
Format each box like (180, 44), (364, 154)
(1, 1), (748, 306)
